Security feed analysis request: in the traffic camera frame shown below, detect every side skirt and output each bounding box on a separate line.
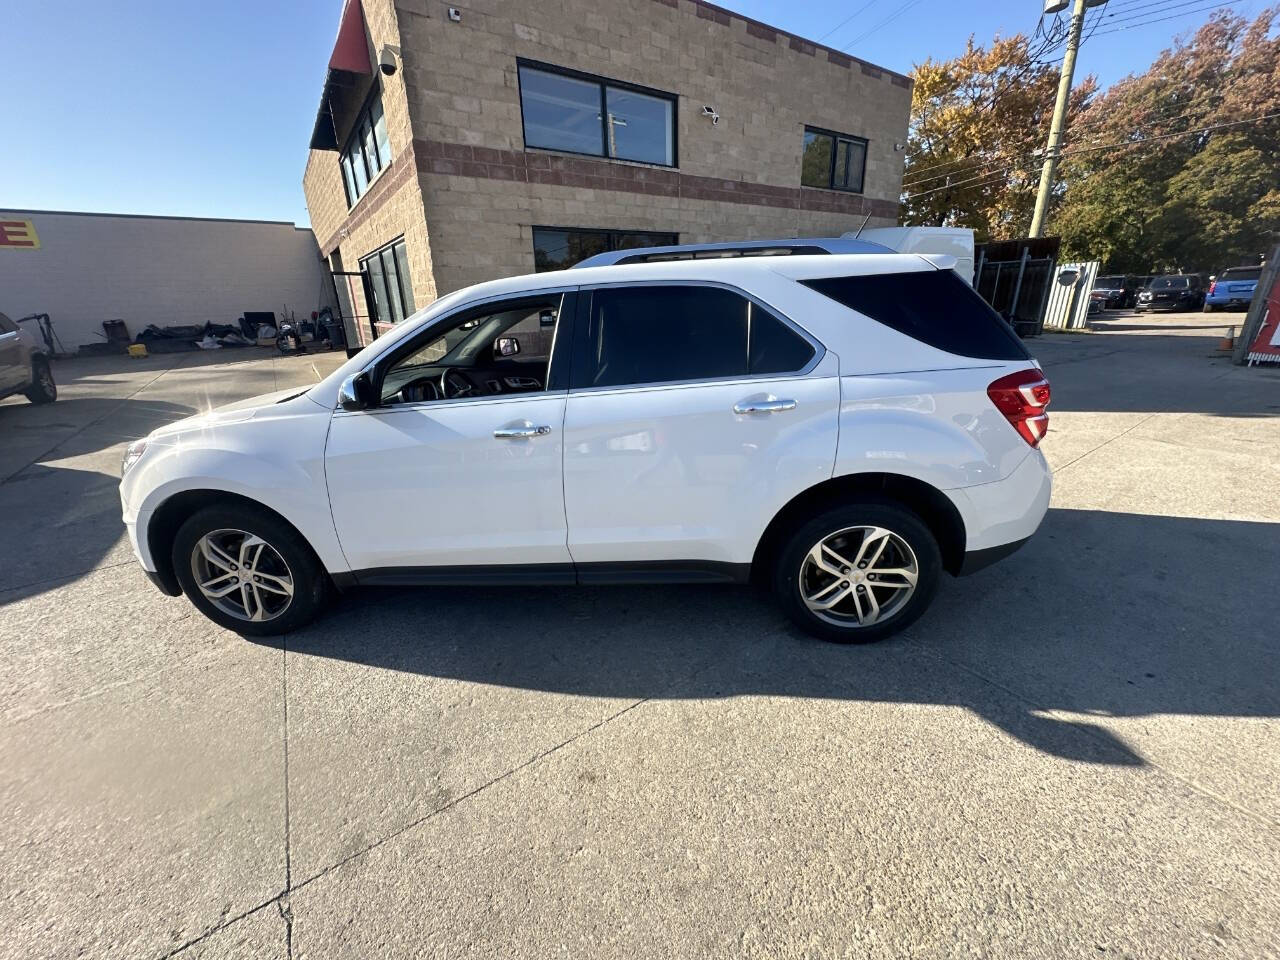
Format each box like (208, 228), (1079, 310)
(331, 560), (751, 589)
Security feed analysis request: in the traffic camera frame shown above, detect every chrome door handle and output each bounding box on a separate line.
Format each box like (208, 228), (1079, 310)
(493, 424), (552, 439)
(733, 398), (796, 414)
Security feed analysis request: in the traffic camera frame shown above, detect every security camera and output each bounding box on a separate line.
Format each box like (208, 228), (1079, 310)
(379, 44), (401, 77)
(701, 105), (720, 125)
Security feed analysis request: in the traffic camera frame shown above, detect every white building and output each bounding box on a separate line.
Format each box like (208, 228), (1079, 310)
(0, 209), (331, 352)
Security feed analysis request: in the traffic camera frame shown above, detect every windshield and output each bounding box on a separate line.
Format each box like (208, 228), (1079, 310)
(1150, 276), (1190, 290)
(1096, 276), (1125, 287)
(1220, 267), (1261, 281)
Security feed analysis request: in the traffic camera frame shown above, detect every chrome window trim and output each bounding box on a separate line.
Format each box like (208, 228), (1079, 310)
(569, 278), (826, 395)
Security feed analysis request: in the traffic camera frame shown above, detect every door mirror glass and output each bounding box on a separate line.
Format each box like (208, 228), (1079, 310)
(339, 372), (374, 411)
(495, 336), (521, 357)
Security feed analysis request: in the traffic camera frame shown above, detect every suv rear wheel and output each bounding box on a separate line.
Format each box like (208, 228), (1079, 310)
(172, 504), (329, 636)
(25, 357), (56, 404)
(774, 501), (942, 643)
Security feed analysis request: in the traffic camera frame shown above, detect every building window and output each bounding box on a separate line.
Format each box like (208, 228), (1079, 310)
(532, 226), (678, 271)
(341, 93), (392, 207)
(517, 60), (677, 167)
(801, 126), (867, 193)
(360, 237), (415, 326)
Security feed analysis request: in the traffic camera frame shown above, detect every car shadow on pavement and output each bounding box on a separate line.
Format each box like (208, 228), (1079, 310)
(262, 507), (1278, 768)
(0, 398), (195, 604)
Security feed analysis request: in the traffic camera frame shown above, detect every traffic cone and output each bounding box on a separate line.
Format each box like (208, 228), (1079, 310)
(1218, 326), (1236, 351)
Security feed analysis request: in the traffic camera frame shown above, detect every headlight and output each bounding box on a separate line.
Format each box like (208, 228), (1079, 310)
(121, 438), (149, 476)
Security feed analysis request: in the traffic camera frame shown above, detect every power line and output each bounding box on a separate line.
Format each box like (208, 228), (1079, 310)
(1090, 0), (1246, 36)
(814, 1), (879, 43)
(840, 0), (928, 50)
(1096, 0), (1240, 29)
(901, 109), (1280, 202)
(904, 95), (1234, 189)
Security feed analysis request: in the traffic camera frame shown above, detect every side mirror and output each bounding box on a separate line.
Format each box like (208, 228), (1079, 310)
(494, 336), (521, 357)
(339, 371), (374, 411)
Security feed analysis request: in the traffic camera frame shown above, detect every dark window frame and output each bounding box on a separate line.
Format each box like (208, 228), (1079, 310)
(360, 237), (415, 328)
(801, 125), (869, 194)
(569, 281), (821, 392)
(516, 58), (679, 168)
(532, 225), (679, 272)
(340, 84), (392, 209)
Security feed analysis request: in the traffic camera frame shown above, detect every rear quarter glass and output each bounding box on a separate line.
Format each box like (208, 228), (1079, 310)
(799, 270), (1030, 362)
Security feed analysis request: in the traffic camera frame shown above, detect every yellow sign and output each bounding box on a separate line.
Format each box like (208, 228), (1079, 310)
(0, 219), (39, 250)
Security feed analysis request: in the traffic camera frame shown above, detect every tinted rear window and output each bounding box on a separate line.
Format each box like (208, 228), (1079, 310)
(1221, 267), (1261, 281)
(800, 269), (1029, 361)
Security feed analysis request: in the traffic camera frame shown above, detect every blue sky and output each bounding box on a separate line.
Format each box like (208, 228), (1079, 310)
(1, 0), (1265, 226)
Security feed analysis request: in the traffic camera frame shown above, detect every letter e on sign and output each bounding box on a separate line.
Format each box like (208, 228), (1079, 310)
(0, 220), (40, 250)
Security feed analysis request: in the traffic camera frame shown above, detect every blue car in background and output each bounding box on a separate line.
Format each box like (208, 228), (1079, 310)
(1204, 265), (1262, 312)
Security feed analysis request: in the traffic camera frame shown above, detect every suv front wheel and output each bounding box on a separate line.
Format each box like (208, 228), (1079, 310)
(775, 502), (942, 643)
(172, 504), (329, 636)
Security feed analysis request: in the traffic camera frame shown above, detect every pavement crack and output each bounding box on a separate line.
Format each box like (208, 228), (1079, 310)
(914, 645), (1279, 829)
(1, 558), (136, 597)
(289, 696), (653, 896)
(282, 633), (293, 893)
(278, 897), (294, 960)
(1051, 411), (1160, 475)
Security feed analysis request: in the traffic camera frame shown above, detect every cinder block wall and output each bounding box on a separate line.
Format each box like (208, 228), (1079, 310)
(398, 0), (912, 294)
(303, 0), (912, 309)
(0, 210), (330, 352)
(305, 0), (437, 340)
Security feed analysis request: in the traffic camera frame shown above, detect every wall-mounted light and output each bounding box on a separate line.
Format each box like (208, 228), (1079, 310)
(447, 6), (462, 21)
(701, 105), (720, 125)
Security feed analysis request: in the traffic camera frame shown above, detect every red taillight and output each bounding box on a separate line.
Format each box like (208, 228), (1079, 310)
(1209, 281), (1218, 295)
(987, 369), (1051, 447)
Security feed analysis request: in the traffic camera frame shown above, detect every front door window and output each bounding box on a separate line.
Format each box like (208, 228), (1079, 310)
(378, 294), (564, 405)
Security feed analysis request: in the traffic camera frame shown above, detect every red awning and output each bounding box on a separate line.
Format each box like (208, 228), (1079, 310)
(329, 0), (371, 74)
(309, 0), (372, 151)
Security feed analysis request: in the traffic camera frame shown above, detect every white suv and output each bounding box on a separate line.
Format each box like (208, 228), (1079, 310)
(119, 254), (1051, 643)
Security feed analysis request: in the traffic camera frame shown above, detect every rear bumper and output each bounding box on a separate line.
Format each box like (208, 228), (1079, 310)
(946, 447), (1052, 557)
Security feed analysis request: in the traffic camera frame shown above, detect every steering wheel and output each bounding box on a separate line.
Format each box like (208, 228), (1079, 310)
(440, 367), (475, 399)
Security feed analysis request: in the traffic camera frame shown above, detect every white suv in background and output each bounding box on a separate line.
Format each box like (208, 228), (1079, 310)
(119, 253), (1051, 643)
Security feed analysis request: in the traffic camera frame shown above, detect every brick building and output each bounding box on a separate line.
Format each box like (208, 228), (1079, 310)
(302, 0), (912, 344)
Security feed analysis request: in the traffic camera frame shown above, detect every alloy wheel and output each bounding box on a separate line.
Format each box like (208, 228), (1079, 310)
(798, 525), (919, 627)
(190, 528), (295, 622)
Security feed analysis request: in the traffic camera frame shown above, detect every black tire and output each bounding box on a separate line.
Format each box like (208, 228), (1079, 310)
(774, 500), (942, 644)
(172, 503), (330, 636)
(24, 357), (57, 404)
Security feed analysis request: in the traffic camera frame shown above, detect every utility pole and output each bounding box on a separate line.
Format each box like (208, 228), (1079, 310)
(1029, 0), (1089, 238)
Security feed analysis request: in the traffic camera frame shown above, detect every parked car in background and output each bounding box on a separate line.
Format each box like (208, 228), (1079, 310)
(0, 311), (57, 405)
(120, 253), (1052, 644)
(1204, 265), (1262, 312)
(1092, 275), (1141, 309)
(1136, 275), (1205, 312)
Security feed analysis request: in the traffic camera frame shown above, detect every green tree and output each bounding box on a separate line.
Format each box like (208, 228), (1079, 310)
(902, 34), (1095, 240)
(1055, 8), (1280, 271)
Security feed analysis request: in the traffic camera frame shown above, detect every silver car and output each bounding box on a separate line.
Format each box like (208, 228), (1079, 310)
(0, 312), (57, 405)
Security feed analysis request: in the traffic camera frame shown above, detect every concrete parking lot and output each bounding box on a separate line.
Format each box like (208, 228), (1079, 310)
(2, 315), (1278, 960)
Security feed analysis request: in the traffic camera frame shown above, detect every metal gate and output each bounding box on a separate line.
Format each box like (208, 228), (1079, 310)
(330, 270), (378, 354)
(973, 237), (1063, 337)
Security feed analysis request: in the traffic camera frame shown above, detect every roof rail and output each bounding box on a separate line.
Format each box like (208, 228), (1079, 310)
(572, 236), (893, 268)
